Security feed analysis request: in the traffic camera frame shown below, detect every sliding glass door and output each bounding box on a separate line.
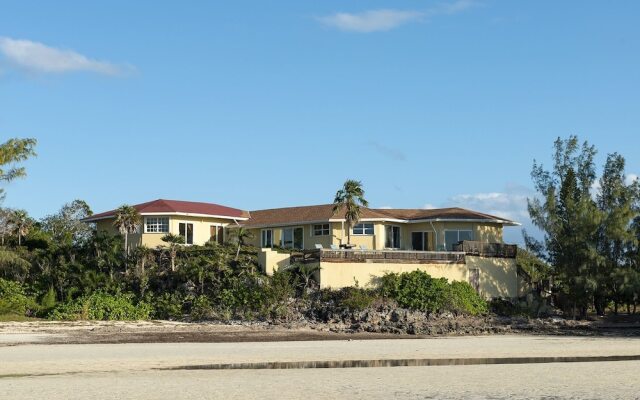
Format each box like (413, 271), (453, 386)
(411, 231), (431, 251)
(385, 225), (401, 249)
(281, 227), (303, 249)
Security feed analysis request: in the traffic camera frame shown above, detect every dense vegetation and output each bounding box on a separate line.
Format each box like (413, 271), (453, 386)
(526, 136), (640, 318)
(1, 136), (640, 321)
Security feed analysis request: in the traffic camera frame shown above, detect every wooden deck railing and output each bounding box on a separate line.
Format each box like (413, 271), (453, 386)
(452, 241), (517, 258)
(295, 249), (465, 264)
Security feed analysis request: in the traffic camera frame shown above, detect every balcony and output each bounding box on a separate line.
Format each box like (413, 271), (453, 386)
(296, 249), (465, 264)
(452, 240), (517, 258)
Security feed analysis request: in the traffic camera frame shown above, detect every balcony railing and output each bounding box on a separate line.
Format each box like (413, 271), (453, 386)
(296, 249), (465, 264)
(452, 240), (517, 258)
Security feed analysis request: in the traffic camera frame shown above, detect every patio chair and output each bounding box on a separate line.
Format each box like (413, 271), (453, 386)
(359, 245), (368, 250)
(329, 244), (339, 250)
(314, 244), (323, 249)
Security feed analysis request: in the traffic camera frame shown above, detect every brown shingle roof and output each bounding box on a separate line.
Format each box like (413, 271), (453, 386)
(241, 205), (518, 228)
(371, 207), (515, 222)
(83, 199), (249, 222)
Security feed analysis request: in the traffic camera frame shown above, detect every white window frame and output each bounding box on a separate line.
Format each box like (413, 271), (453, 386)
(178, 221), (195, 245)
(210, 224), (225, 244)
(312, 223), (330, 236)
(281, 226), (304, 249)
(444, 229), (474, 251)
(261, 229), (273, 248)
(384, 225), (401, 249)
(410, 231), (433, 251)
(352, 223), (374, 236)
(144, 217), (169, 233)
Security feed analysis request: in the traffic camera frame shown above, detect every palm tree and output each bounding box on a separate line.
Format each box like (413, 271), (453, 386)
(9, 209), (32, 246)
(113, 205), (141, 258)
(228, 227), (253, 261)
(332, 179), (369, 246)
(161, 233), (184, 272)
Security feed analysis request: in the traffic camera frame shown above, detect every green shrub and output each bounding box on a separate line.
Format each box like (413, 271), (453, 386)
(38, 287), (57, 315)
(48, 292), (152, 320)
(448, 281), (488, 315)
(188, 295), (214, 321)
(380, 271), (487, 315)
(151, 292), (184, 320)
(338, 287), (377, 311)
(380, 271), (450, 313)
(0, 278), (38, 317)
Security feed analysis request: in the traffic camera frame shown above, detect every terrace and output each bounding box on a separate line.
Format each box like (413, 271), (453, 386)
(293, 240), (517, 264)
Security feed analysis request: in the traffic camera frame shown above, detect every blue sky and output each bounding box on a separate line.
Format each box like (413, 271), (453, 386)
(1, 1), (639, 244)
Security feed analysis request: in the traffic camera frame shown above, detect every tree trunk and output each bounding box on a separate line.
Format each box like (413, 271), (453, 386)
(18, 234), (21, 246)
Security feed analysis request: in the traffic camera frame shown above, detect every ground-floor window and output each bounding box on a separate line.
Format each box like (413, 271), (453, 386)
(445, 230), (473, 250)
(385, 225), (401, 248)
(178, 222), (194, 245)
(261, 229), (273, 248)
(281, 227), (303, 249)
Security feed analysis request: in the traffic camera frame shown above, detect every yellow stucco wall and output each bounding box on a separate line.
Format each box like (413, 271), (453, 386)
(95, 215), (234, 249)
(258, 249), (292, 275)
(465, 256), (518, 299)
(317, 261), (468, 290)
(316, 256), (518, 298)
(245, 221), (505, 251)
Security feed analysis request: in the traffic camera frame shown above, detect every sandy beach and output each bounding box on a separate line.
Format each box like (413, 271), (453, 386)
(2, 322), (640, 399)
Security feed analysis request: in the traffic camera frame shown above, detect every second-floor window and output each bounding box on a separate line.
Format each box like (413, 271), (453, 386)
(313, 224), (330, 236)
(352, 223), (374, 235)
(445, 230), (473, 251)
(145, 217), (169, 233)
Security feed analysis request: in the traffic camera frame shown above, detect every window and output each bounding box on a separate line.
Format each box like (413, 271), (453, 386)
(352, 223), (374, 235)
(281, 227), (303, 249)
(261, 229), (273, 248)
(445, 230), (473, 251)
(179, 222), (194, 245)
(411, 232), (431, 251)
(385, 225), (401, 248)
(313, 224), (330, 236)
(210, 225), (224, 244)
(145, 217), (169, 233)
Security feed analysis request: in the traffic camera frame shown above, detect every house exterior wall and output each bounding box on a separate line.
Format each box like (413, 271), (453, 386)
(316, 256), (517, 298)
(95, 215), (234, 249)
(465, 256), (518, 299)
(246, 220), (505, 251)
(317, 261), (468, 290)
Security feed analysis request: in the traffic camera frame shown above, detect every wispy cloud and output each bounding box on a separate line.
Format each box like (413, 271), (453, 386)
(0, 37), (133, 76)
(317, 0), (477, 33)
(367, 140), (407, 161)
(367, 140), (406, 161)
(448, 183), (537, 245)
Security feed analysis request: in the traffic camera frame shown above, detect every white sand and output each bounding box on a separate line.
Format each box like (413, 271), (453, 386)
(2, 335), (640, 399)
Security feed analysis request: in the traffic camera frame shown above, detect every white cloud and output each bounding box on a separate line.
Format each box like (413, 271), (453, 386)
(318, 9), (424, 33)
(422, 203), (437, 209)
(626, 173), (639, 185)
(317, 0), (476, 33)
(0, 37), (132, 76)
(447, 184), (539, 245)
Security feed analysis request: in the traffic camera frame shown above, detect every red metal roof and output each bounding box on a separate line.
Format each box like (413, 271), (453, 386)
(83, 199), (249, 221)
